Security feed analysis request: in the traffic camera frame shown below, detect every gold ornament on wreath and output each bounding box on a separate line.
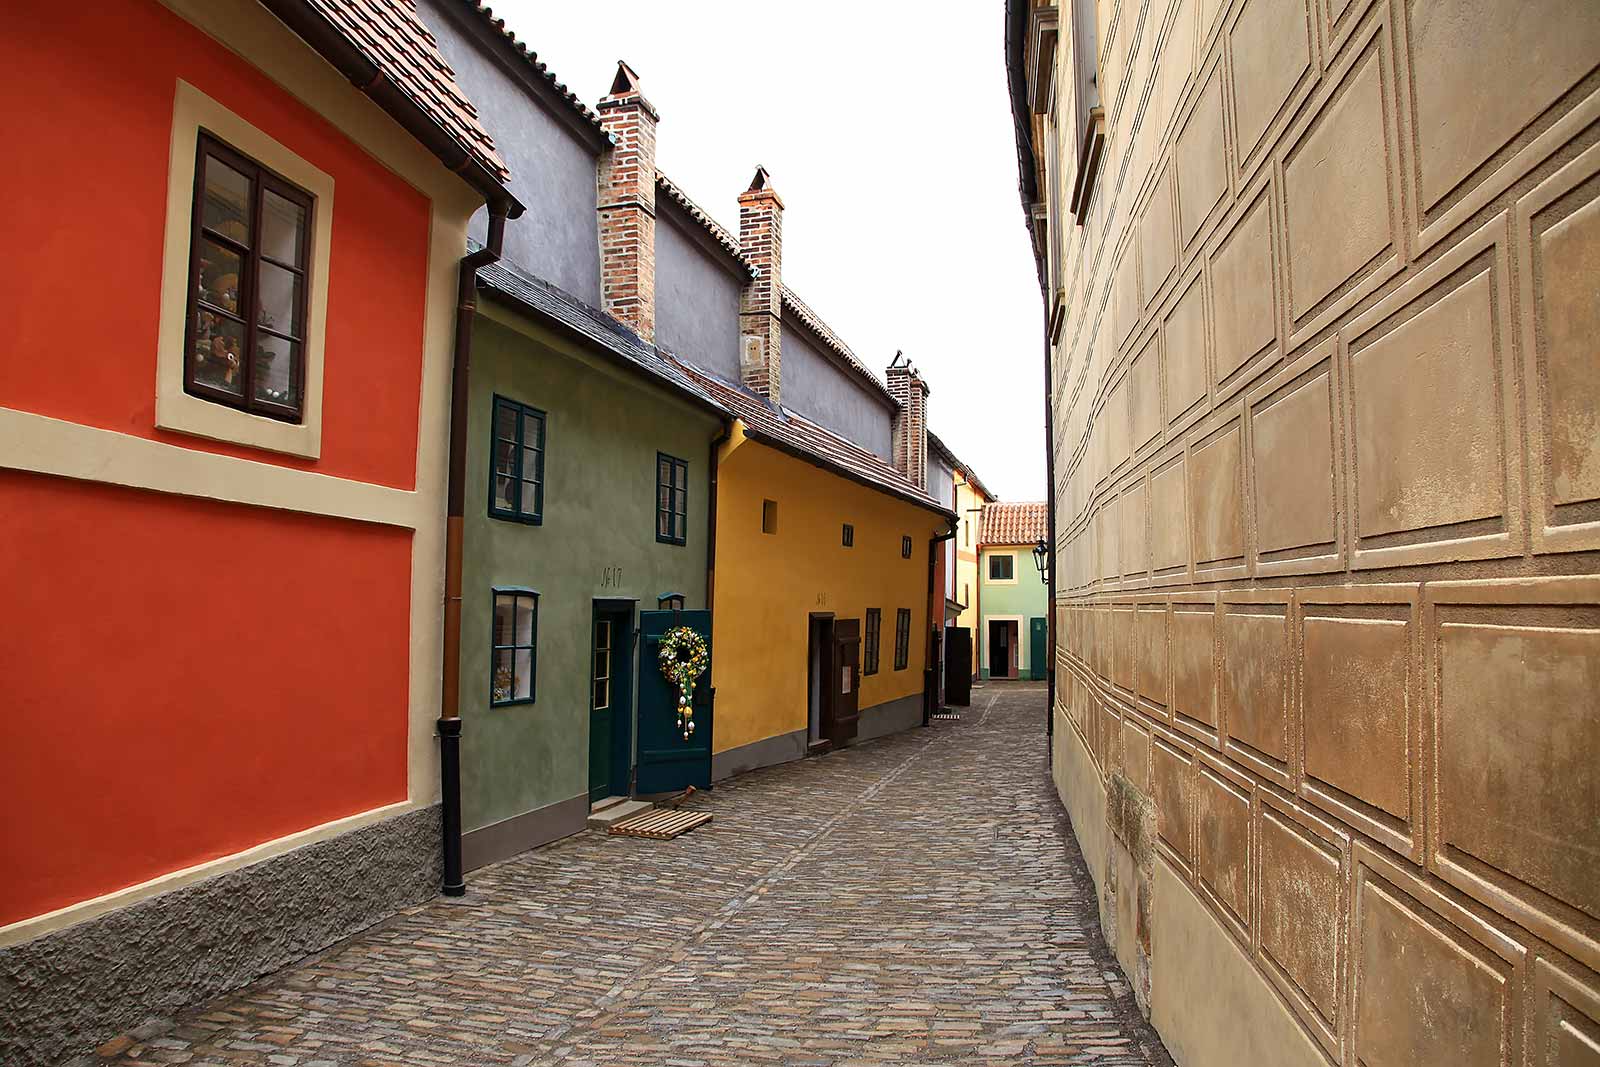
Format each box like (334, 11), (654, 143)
(657, 626), (708, 741)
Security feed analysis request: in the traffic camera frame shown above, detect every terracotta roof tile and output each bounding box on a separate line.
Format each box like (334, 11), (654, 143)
(670, 363), (953, 518)
(301, 0), (511, 181)
(981, 501), (1047, 545)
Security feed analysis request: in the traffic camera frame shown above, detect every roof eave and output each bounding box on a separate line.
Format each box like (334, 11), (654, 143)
(260, 0), (524, 218)
(476, 280), (730, 421)
(739, 424), (957, 522)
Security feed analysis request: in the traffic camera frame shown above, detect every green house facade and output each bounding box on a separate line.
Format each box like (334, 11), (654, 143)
(457, 261), (726, 870)
(977, 502), (1049, 681)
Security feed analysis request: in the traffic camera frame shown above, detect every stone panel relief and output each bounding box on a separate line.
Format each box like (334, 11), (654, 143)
(1049, 0), (1600, 1055)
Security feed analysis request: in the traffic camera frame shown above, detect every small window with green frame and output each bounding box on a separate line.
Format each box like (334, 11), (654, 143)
(491, 589), (537, 706)
(490, 395), (545, 523)
(657, 452), (688, 545)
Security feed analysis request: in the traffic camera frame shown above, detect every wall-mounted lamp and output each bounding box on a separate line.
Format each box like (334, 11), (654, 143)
(1032, 538), (1050, 580)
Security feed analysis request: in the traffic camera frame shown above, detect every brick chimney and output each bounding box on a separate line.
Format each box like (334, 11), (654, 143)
(738, 166), (784, 404)
(597, 61), (658, 341)
(887, 351), (929, 491)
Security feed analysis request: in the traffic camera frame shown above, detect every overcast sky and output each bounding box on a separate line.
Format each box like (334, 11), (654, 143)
(485, 1), (1046, 501)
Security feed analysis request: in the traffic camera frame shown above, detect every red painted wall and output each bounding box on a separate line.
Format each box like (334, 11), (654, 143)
(0, 0), (430, 491)
(0, 472), (412, 926)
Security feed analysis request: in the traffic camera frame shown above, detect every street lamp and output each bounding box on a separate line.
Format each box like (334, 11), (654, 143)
(1031, 538), (1049, 580)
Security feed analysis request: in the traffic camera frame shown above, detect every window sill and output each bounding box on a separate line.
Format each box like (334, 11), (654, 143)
(490, 697), (537, 709)
(490, 509), (543, 526)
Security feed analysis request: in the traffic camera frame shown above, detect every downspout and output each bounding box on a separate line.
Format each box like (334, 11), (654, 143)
(438, 210), (508, 897)
(703, 422), (731, 789)
(924, 521), (958, 726)
(1043, 309), (1057, 770)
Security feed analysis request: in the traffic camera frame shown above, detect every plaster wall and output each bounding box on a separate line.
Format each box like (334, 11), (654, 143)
(656, 206), (744, 381)
(779, 320), (895, 461)
(979, 544), (1049, 677)
(711, 427), (947, 755)
(953, 476), (987, 677)
(460, 307), (720, 834)
(418, 0), (603, 306)
(0, 0), (474, 954)
(1040, 0), (1600, 1061)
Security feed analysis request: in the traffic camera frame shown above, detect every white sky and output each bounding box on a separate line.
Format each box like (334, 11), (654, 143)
(482, 1), (1047, 502)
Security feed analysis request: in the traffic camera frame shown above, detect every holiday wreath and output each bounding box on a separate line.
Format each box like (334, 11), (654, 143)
(657, 626), (709, 741)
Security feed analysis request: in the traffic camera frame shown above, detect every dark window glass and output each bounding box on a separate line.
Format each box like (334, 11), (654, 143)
(489, 396), (546, 523)
(656, 453), (689, 545)
(592, 618), (612, 710)
(894, 608), (911, 671)
(864, 608), (882, 675)
(842, 523), (854, 547)
(491, 590), (538, 705)
(185, 132), (313, 421)
(989, 554), (1014, 581)
(901, 535), (913, 558)
(762, 499), (778, 534)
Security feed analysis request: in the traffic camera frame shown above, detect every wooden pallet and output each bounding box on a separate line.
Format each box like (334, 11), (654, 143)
(609, 807), (713, 840)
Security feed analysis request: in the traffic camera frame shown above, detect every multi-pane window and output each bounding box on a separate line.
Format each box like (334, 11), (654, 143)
(592, 618), (612, 710)
(842, 523), (855, 547)
(657, 453), (688, 545)
(185, 133), (313, 421)
(901, 535), (913, 558)
(491, 590), (537, 705)
(894, 608), (911, 671)
(864, 608), (882, 675)
(491, 396), (546, 523)
(989, 554), (1015, 581)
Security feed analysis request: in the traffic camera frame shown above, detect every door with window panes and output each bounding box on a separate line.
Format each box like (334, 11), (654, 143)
(589, 606), (633, 801)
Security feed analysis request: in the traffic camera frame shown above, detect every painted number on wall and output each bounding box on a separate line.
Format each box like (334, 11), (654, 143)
(601, 566), (623, 588)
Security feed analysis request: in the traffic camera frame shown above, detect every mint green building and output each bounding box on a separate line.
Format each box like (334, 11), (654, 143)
(977, 502), (1049, 680)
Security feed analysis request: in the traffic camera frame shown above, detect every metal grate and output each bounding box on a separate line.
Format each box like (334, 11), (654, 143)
(932, 711), (961, 721)
(609, 808), (714, 840)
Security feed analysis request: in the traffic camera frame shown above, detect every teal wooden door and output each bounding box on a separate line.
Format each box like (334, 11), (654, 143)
(1029, 617), (1047, 681)
(636, 609), (712, 793)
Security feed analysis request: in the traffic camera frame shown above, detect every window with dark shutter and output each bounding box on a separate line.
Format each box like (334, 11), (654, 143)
(864, 608), (882, 675)
(893, 608), (911, 671)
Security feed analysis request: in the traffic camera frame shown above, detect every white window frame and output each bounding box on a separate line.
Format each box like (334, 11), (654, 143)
(156, 80), (334, 458)
(986, 550), (1019, 585)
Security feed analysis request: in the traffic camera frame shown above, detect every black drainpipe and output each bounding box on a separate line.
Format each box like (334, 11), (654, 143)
(438, 210), (507, 897)
(702, 422), (731, 788)
(924, 520), (958, 726)
(1042, 307), (1057, 769)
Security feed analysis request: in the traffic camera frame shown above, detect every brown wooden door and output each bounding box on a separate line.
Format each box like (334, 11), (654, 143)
(828, 618), (861, 746)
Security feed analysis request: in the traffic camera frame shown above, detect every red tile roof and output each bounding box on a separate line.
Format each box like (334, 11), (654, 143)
(304, 0), (510, 177)
(981, 501), (1047, 545)
(670, 362), (953, 519)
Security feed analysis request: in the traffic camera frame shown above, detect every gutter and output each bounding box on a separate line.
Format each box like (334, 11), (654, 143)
(1042, 301), (1058, 767)
(924, 521), (958, 726)
(437, 210), (508, 897)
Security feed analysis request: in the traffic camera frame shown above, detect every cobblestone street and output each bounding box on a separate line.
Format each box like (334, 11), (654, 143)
(86, 685), (1170, 1066)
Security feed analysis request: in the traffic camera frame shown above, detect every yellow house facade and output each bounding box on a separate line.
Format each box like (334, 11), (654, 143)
(682, 368), (956, 780)
(952, 468), (995, 680)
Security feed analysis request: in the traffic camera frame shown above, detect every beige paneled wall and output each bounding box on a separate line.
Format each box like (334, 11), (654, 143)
(1045, 0), (1600, 1061)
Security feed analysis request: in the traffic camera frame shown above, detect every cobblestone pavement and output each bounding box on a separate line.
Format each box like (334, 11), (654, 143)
(85, 684), (1171, 1066)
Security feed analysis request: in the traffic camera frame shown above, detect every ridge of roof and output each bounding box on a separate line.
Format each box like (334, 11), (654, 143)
(452, 0), (609, 139)
(778, 286), (897, 407)
(267, 0), (518, 210)
(655, 172), (755, 273)
(474, 250), (727, 417)
(670, 361), (953, 519)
